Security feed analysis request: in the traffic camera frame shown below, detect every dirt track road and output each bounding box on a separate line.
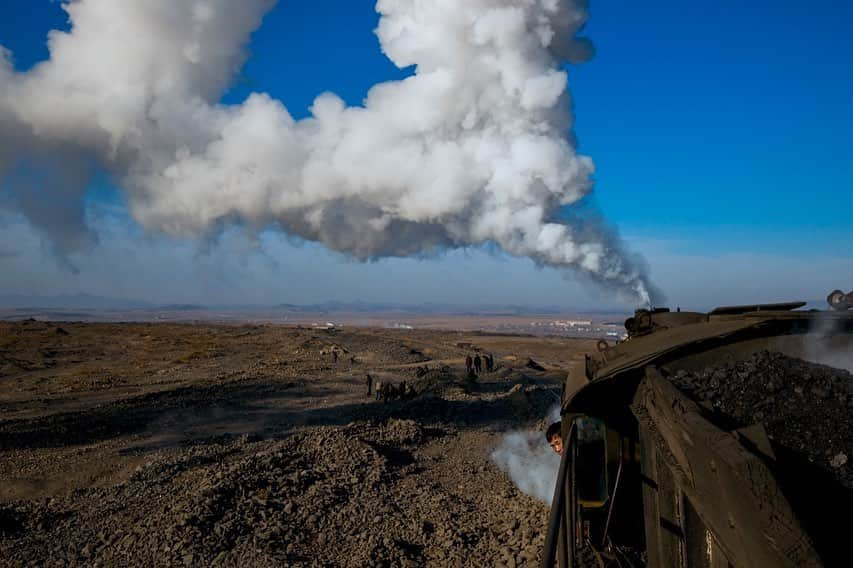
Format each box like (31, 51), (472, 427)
(0, 321), (593, 566)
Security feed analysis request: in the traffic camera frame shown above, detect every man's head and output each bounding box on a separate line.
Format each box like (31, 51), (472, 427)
(546, 421), (563, 456)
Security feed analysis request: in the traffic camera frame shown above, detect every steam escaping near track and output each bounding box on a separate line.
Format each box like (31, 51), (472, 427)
(0, 0), (657, 305)
(491, 404), (561, 502)
(806, 317), (853, 372)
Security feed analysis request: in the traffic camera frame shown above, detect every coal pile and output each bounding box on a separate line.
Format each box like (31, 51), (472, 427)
(670, 351), (853, 489)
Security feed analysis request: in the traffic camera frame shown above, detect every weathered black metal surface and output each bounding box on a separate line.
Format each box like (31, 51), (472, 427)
(632, 367), (821, 567)
(543, 296), (853, 567)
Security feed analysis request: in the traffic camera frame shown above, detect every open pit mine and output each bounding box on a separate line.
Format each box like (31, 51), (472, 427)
(0, 291), (851, 567)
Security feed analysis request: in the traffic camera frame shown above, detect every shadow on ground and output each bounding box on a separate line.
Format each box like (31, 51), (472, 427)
(0, 371), (561, 454)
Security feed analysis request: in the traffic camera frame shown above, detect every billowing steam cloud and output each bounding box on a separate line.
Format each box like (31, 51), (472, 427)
(491, 404), (561, 502)
(492, 430), (560, 502)
(0, 0), (657, 304)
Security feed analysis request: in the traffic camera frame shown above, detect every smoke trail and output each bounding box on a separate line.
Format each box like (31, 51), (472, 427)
(0, 0), (658, 305)
(491, 404), (561, 502)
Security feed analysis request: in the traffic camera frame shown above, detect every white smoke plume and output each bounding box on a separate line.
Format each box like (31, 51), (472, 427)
(491, 404), (561, 502)
(0, 0), (658, 305)
(805, 316), (853, 373)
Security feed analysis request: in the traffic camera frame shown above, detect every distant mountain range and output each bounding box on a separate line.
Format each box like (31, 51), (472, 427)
(0, 293), (623, 315)
(1, 293), (830, 315)
(272, 300), (620, 315)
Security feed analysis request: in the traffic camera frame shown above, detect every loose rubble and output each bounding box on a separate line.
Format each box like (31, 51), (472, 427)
(0, 418), (549, 567)
(0, 321), (583, 567)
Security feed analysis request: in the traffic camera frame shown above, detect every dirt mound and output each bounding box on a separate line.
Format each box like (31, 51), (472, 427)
(671, 351), (853, 489)
(409, 367), (466, 396)
(0, 419), (548, 567)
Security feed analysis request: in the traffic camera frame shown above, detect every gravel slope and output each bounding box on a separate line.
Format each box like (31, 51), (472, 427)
(0, 321), (575, 567)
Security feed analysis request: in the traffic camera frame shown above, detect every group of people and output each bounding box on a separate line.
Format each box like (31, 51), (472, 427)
(464, 352), (495, 377)
(365, 374), (414, 402)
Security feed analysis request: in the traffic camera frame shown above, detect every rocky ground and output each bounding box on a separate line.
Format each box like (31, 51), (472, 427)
(0, 321), (592, 567)
(8, 321), (850, 567)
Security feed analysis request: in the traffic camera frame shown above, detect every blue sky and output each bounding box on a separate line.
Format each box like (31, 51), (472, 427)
(572, 0), (853, 252)
(0, 0), (851, 310)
